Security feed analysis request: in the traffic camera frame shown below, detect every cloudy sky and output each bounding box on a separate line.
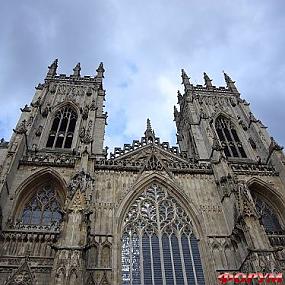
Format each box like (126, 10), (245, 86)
(0, 0), (285, 152)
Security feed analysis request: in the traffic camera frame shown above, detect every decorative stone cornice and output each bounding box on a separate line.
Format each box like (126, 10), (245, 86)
(20, 151), (76, 168)
(231, 162), (279, 176)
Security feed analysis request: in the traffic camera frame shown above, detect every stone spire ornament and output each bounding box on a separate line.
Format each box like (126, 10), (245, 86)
(46, 59), (58, 78)
(223, 71), (238, 93)
(177, 90), (183, 104)
(174, 105), (180, 121)
(96, 62), (105, 78)
(181, 69), (190, 85)
(73, 62), (81, 77)
(203, 72), (213, 88)
(144, 118), (155, 142)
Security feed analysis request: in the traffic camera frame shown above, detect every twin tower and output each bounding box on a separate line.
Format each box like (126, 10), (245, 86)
(0, 60), (284, 284)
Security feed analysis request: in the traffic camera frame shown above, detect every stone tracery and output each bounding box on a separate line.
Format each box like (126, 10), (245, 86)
(121, 183), (205, 285)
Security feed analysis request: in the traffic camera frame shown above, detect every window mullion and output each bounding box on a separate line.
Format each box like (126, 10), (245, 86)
(53, 114), (63, 148)
(229, 129), (242, 157)
(139, 232), (144, 285)
(130, 233), (133, 284)
(169, 235), (177, 285)
(63, 112), (72, 148)
(149, 235), (155, 285)
(188, 236), (198, 285)
(158, 233), (166, 285)
(221, 127), (233, 157)
(178, 234), (188, 285)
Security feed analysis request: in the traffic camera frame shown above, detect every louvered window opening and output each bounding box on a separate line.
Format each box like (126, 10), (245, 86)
(21, 184), (62, 225)
(46, 106), (77, 149)
(122, 184), (205, 285)
(215, 117), (247, 158)
(253, 196), (283, 234)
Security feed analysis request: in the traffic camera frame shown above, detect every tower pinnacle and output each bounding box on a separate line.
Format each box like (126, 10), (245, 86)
(46, 59), (58, 78)
(144, 118), (155, 142)
(203, 72), (213, 88)
(96, 62), (105, 78)
(73, 63), (81, 77)
(223, 71), (238, 93)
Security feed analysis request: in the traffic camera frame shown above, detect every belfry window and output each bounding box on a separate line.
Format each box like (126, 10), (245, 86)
(253, 195), (283, 234)
(46, 106), (77, 149)
(121, 184), (205, 285)
(21, 184), (62, 225)
(215, 116), (247, 158)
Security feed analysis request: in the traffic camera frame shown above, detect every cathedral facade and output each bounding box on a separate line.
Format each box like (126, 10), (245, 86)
(0, 60), (284, 285)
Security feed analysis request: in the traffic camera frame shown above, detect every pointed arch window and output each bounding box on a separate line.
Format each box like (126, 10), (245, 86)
(253, 195), (283, 234)
(46, 106), (77, 149)
(21, 184), (62, 225)
(121, 184), (205, 285)
(215, 116), (247, 158)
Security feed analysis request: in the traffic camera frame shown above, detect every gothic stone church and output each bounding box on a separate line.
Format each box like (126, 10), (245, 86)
(0, 60), (284, 285)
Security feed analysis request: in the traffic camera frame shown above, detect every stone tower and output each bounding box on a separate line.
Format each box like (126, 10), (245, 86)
(0, 63), (284, 285)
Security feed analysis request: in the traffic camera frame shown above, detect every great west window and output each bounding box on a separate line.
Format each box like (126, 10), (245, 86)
(121, 184), (205, 285)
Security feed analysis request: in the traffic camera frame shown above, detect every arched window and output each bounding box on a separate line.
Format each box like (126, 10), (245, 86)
(46, 106), (77, 149)
(21, 184), (62, 225)
(121, 184), (205, 285)
(215, 116), (247, 158)
(253, 195), (283, 234)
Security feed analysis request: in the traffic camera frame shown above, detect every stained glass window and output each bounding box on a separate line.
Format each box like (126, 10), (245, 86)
(121, 184), (205, 285)
(46, 106), (77, 149)
(21, 184), (62, 225)
(215, 116), (247, 158)
(253, 196), (283, 233)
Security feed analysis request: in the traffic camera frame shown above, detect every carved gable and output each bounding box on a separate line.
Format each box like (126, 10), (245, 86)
(5, 260), (35, 285)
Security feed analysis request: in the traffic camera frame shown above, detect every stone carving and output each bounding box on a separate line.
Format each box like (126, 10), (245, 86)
(229, 97), (236, 107)
(81, 105), (89, 120)
(144, 153), (164, 171)
(200, 108), (208, 119)
(235, 181), (258, 219)
(86, 86), (93, 96)
(41, 105), (51, 117)
(13, 120), (27, 134)
(4, 260), (35, 285)
(35, 125), (43, 137)
(49, 83), (57, 93)
(86, 274), (95, 285)
(68, 170), (94, 198)
(31, 96), (41, 108)
(20, 105), (31, 112)
(216, 175), (237, 200)
(248, 137), (256, 149)
(80, 120), (93, 144)
(90, 99), (97, 111)
(0, 138), (8, 148)
(237, 116), (248, 130)
(269, 136), (283, 152)
(99, 271), (110, 285)
(20, 152), (75, 167)
(231, 162), (278, 176)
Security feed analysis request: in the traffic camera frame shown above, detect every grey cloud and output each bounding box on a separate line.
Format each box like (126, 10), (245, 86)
(0, 0), (285, 151)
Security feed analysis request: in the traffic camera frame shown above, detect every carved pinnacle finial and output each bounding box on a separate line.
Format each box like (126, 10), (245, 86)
(73, 62), (81, 77)
(203, 72), (213, 88)
(181, 69), (191, 88)
(181, 69), (189, 80)
(223, 71), (238, 93)
(146, 118), (152, 131)
(223, 71), (234, 83)
(177, 90), (183, 104)
(46, 58), (58, 78)
(96, 62), (105, 77)
(144, 118), (155, 142)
